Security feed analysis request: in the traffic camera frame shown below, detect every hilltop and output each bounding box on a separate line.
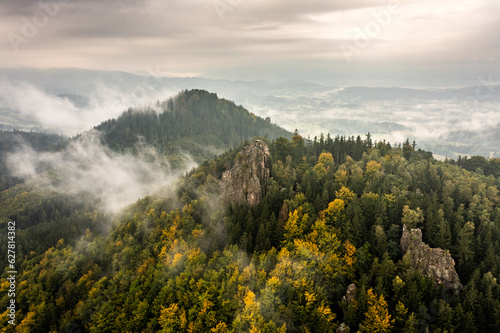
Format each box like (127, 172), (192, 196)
(94, 89), (292, 161)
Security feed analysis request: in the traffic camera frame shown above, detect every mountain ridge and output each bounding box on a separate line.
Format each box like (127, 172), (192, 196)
(93, 89), (293, 161)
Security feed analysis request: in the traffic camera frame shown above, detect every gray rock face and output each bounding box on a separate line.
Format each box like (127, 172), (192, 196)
(401, 224), (462, 291)
(219, 139), (271, 206)
(346, 284), (357, 305)
(336, 323), (350, 333)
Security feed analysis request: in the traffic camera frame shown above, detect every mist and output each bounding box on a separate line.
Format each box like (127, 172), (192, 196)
(2, 68), (500, 159)
(0, 77), (180, 136)
(239, 84), (500, 158)
(6, 130), (197, 213)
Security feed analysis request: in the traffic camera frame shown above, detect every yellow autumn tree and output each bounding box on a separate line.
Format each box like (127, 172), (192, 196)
(334, 168), (349, 187)
(211, 322), (230, 332)
(233, 288), (266, 332)
(394, 301), (408, 328)
(343, 240), (356, 277)
(401, 205), (424, 229)
(283, 207), (308, 245)
(365, 160), (382, 178)
(313, 152), (334, 176)
(336, 186), (355, 203)
(14, 311), (36, 333)
(361, 288), (394, 333)
(159, 303), (187, 333)
(322, 199), (346, 225)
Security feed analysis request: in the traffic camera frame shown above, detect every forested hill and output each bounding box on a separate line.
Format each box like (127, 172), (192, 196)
(3, 89), (500, 331)
(3, 132), (500, 332)
(94, 89), (292, 160)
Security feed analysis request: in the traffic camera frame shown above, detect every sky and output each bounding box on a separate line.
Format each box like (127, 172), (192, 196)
(1, 0), (500, 84)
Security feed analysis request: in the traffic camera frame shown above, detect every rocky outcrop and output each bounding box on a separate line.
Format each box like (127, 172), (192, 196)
(342, 284), (357, 305)
(336, 323), (350, 333)
(337, 285), (355, 332)
(219, 139), (271, 206)
(401, 225), (462, 291)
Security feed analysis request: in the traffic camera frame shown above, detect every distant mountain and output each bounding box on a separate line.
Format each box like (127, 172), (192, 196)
(94, 89), (292, 161)
(335, 85), (500, 102)
(329, 119), (412, 136)
(0, 67), (329, 100)
(57, 94), (91, 108)
(335, 86), (453, 101)
(438, 122), (500, 158)
(3, 67), (500, 159)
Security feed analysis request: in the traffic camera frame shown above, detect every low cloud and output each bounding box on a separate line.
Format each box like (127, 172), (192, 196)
(7, 130), (197, 213)
(1, 79), (82, 133)
(0, 78), (179, 136)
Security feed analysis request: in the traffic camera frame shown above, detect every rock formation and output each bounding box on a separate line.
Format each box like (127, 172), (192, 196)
(336, 323), (350, 333)
(401, 224), (462, 291)
(219, 139), (271, 206)
(342, 283), (357, 305)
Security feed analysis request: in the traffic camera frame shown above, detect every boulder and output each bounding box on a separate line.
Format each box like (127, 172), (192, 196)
(336, 323), (350, 333)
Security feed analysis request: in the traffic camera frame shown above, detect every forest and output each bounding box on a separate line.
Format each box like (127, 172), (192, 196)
(1, 132), (500, 332)
(1, 90), (500, 332)
(94, 89), (292, 161)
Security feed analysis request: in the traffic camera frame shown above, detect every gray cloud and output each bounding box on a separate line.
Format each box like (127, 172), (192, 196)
(1, 0), (499, 82)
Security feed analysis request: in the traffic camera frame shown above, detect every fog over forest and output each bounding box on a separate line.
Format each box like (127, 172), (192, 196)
(1, 68), (499, 159)
(2, 1), (500, 332)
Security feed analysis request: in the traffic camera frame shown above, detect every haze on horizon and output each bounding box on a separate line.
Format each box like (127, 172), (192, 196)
(1, 0), (500, 86)
(2, 0), (500, 160)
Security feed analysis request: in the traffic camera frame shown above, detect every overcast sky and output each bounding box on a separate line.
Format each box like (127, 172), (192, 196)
(1, 0), (500, 84)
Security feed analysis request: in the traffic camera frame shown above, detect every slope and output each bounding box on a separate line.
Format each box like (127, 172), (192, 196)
(94, 89), (292, 161)
(3, 132), (500, 332)
(0, 90), (292, 277)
